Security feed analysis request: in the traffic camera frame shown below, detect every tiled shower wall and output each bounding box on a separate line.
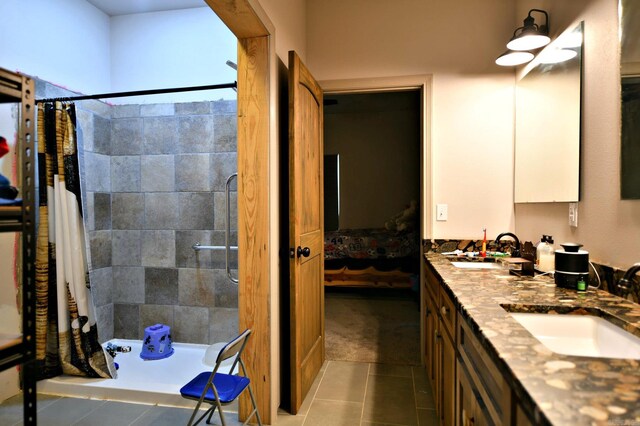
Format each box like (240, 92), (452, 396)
(106, 101), (239, 345)
(37, 80), (240, 346)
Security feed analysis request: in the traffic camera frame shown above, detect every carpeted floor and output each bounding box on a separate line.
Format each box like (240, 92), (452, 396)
(324, 288), (421, 365)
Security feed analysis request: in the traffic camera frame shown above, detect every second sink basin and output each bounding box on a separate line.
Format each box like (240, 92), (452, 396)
(509, 312), (640, 359)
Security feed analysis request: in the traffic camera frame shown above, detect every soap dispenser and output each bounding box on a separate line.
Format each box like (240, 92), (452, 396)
(536, 235), (555, 272)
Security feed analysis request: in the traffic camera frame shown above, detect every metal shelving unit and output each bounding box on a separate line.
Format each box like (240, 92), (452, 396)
(0, 67), (37, 425)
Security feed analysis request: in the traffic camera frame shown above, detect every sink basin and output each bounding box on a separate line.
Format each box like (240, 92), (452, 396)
(450, 261), (502, 270)
(509, 312), (640, 359)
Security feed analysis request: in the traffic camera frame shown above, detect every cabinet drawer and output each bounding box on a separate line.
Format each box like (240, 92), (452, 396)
(457, 316), (511, 425)
(424, 261), (439, 305)
(439, 285), (456, 339)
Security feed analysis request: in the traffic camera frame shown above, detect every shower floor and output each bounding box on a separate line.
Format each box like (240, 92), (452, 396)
(38, 339), (233, 409)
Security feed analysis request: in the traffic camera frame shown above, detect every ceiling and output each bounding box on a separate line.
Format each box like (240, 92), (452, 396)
(86, 0), (206, 16)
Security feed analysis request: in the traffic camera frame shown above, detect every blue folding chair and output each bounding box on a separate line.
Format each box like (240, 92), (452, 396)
(180, 329), (262, 426)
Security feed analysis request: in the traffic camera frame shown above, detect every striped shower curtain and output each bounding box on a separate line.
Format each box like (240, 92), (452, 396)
(35, 102), (113, 380)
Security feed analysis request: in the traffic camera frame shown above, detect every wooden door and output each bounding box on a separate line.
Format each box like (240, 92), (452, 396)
(288, 50), (324, 413)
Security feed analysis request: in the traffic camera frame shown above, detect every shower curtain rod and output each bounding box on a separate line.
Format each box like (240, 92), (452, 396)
(35, 81), (237, 104)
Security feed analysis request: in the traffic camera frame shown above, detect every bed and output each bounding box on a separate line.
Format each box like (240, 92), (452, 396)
(324, 228), (420, 288)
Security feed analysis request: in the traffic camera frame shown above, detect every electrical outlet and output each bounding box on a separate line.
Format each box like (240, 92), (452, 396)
(436, 204), (448, 221)
(569, 203), (578, 227)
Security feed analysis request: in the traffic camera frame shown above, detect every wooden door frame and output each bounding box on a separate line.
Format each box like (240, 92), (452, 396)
(320, 74), (433, 367)
(204, 1), (277, 423)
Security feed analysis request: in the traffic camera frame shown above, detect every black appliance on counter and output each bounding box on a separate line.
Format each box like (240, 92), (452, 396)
(554, 243), (589, 290)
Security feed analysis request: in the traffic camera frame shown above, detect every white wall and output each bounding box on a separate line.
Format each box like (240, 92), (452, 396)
(0, 104), (21, 402)
(307, 0), (517, 239)
(514, 0), (640, 269)
(0, 0), (110, 96)
(110, 7), (237, 103)
(257, 0), (307, 63)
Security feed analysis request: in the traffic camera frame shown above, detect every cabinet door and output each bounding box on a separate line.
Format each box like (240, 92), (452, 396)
(441, 327), (456, 426)
(457, 359), (491, 426)
(425, 292), (437, 387)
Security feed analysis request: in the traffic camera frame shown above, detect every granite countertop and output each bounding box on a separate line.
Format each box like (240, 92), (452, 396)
(424, 252), (640, 426)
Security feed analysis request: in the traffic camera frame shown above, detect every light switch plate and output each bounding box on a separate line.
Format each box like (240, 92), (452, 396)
(436, 204), (448, 221)
(569, 203), (578, 227)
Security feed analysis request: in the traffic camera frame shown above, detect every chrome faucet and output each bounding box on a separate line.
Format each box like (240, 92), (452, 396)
(618, 263), (640, 291)
(494, 232), (521, 257)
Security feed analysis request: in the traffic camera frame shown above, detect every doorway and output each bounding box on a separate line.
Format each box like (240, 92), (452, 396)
(322, 90), (423, 365)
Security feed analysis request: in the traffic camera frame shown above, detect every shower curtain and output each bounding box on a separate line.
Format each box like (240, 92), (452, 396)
(35, 102), (113, 380)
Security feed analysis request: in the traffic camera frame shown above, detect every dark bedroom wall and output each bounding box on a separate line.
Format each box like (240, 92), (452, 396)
(324, 91), (420, 229)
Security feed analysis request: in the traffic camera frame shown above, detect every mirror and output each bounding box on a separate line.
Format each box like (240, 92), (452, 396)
(621, 0), (640, 199)
(514, 22), (583, 203)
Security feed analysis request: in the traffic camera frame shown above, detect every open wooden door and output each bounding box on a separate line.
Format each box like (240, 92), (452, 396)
(288, 50), (324, 413)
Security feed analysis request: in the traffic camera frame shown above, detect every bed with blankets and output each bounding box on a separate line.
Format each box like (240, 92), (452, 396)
(324, 228), (420, 288)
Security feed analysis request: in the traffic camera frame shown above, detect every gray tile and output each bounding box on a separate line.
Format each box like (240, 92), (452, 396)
(178, 193), (215, 230)
(74, 400), (151, 426)
(89, 231), (112, 270)
(112, 230), (142, 266)
(209, 231), (237, 269)
(93, 192), (111, 230)
(114, 304), (139, 339)
(210, 153), (237, 191)
(90, 267), (113, 307)
(145, 267), (178, 305)
(80, 99), (111, 118)
(417, 408), (438, 426)
(0, 393), (62, 425)
(175, 230), (212, 268)
(369, 364), (413, 378)
(178, 115), (214, 153)
(178, 268), (215, 307)
(304, 399), (363, 426)
(94, 114), (111, 155)
(363, 375), (418, 425)
(209, 307), (238, 343)
(139, 305), (174, 337)
(76, 109), (94, 153)
(211, 100), (237, 115)
(144, 193), (179, 229)
(214, 269), (238, 308)
(315, 361), (369, 402)
(173, 306), (209, 344)
(111, 156), (141, 192)
(112, 193), (144, 230)
(141, 155), (175, 192)
(96, 303), (114, 343)
(36, 396), (106, 426)
(413, 366), (435, 409)
(176, 101), (210, 115)
(131, 405), (201, 426)
(175, 154), (210, 192)
(85, 192), (96, 231)
(112, 118), (143, 155)
(113, 266), (145, 304)
(141, 103), (175, 117)
(213, 114), (237, 152)
(112, 104), (140, 119)
(213, 192), (237, 231)
(141, 230), (176, 268)
(143, 116), (178, 155)
(84, 152), (111, 192)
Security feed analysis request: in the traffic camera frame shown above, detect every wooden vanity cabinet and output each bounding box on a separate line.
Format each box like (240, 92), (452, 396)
(457, 358), (491, 426)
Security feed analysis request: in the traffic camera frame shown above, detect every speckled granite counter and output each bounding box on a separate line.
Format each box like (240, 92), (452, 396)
(425, 252), (640, 425)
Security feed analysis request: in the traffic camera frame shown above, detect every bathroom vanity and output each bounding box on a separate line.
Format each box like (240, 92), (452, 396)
(423, 252), (640, 425)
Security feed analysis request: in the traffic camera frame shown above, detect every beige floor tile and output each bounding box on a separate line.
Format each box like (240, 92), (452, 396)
(412, 366), (435, 409)
(417, 408), (439, 425)
(276, 408), (306, 426)
(296, 360), (328, 415)
(304, 399), (363, 426)
(314, 361), (369, 403)
(363, 374), (418, 425)
(370, 364), (413, 378)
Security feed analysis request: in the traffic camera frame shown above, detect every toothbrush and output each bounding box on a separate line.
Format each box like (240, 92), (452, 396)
(481, 228), (487, 257)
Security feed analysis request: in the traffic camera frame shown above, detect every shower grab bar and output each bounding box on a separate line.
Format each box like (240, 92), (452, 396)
(226, 173), (239, 284)
(191, 243), (238, 251)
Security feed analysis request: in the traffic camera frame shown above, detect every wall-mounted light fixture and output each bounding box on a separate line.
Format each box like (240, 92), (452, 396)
(496, 9), (550, 66)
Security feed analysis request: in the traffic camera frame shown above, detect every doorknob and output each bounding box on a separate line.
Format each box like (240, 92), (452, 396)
(296, 246), (311, 258)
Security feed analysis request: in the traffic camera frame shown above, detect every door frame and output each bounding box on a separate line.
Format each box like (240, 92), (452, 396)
(320, 75), (433, 366)
(203, 1), (278, 423)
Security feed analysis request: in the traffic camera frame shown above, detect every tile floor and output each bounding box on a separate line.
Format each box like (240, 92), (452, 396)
(0, 361), (437, 425)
